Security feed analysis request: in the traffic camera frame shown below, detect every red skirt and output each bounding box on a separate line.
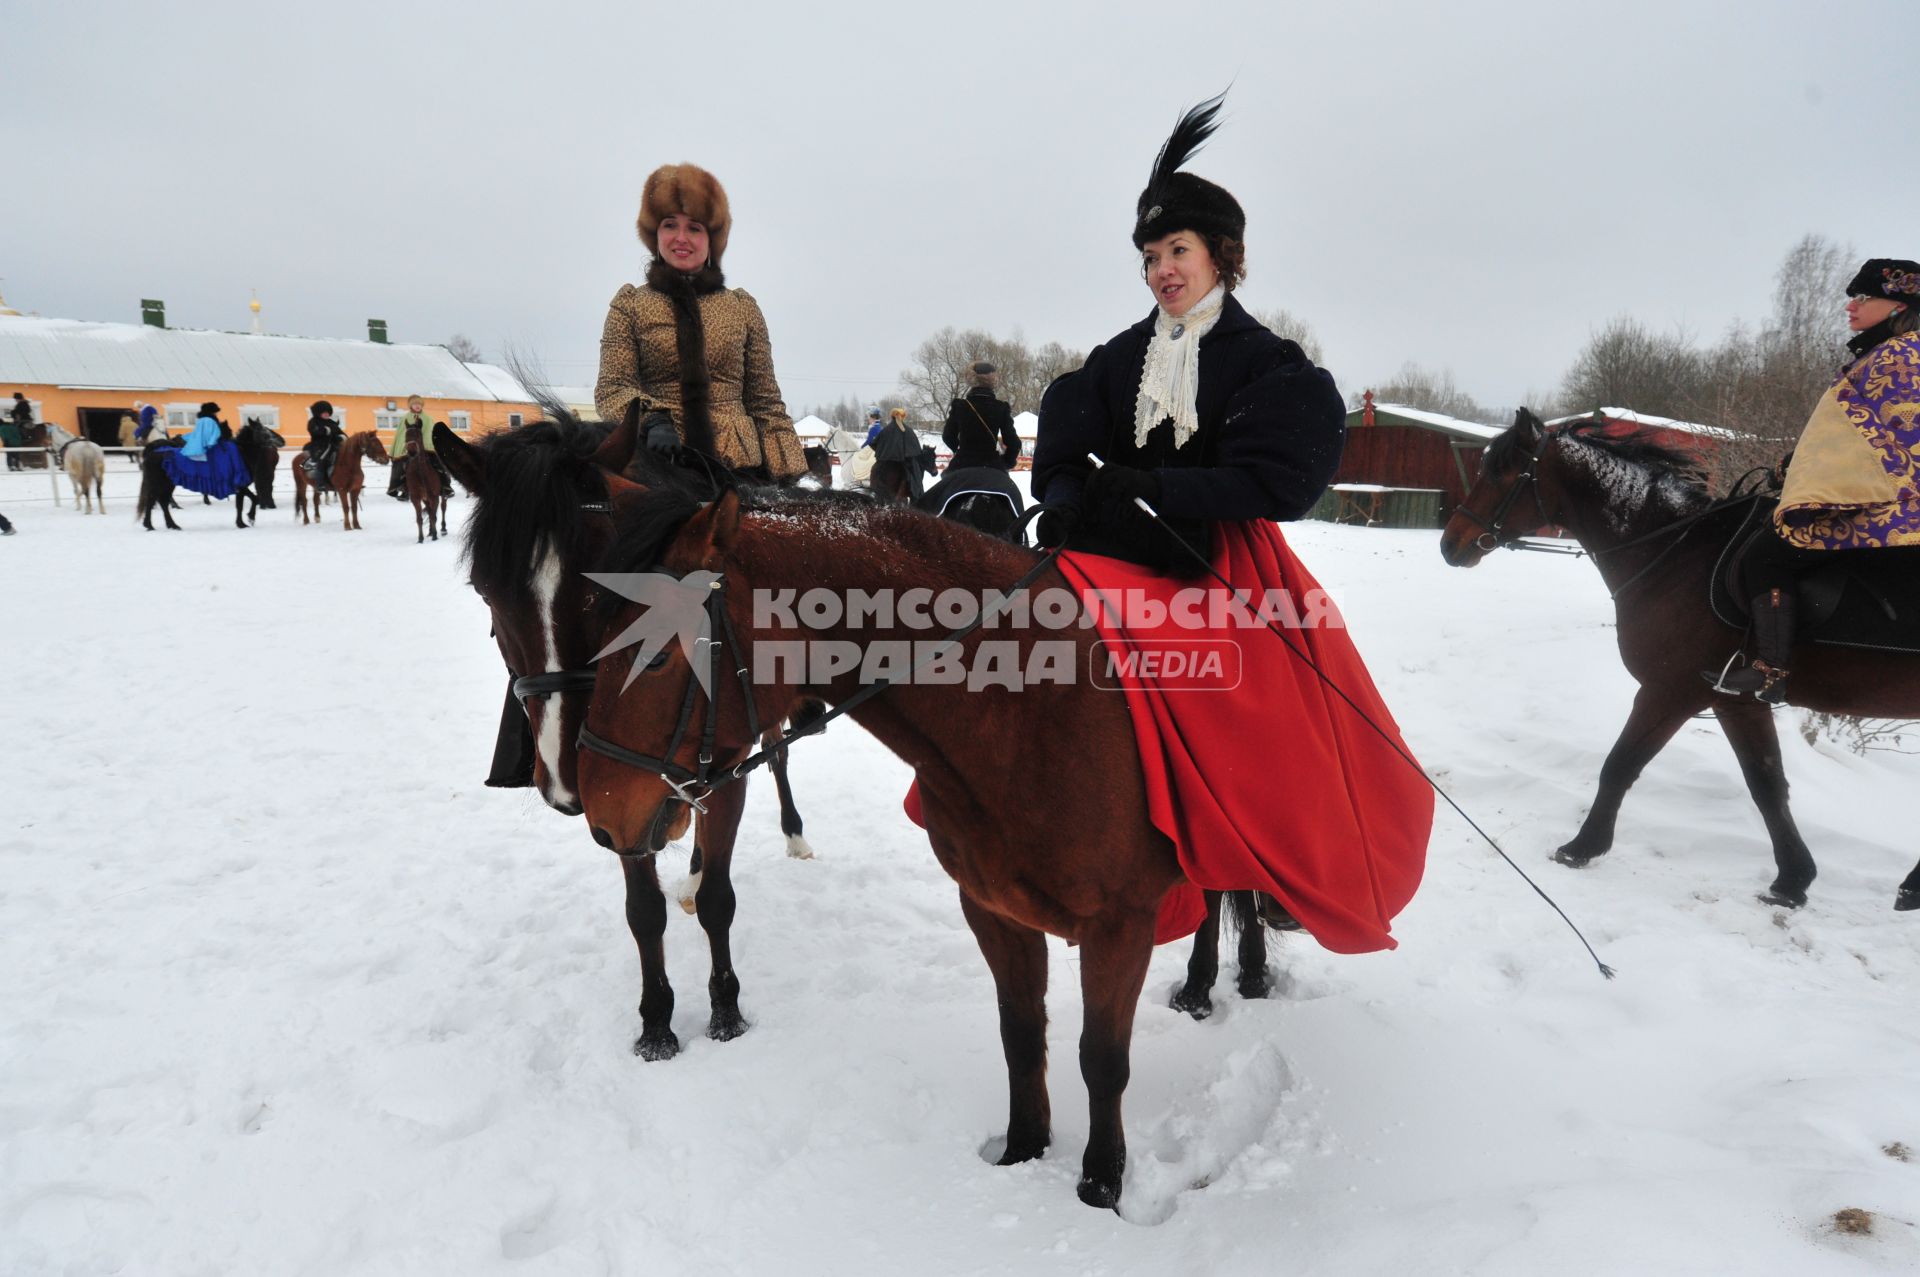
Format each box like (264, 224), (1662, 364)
(906, 520), (1432, 953)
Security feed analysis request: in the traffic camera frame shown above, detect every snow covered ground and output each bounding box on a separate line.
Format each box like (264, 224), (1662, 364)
(3, 461), (1917, 1275)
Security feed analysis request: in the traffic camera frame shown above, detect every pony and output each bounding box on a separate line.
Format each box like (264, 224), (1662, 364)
(403, 438), (448, 543)
(45, 423), (106, 514)
(575, 488), (1204, 1210)
(1440, 409), (1920, 910)
(801, 444), (832, 487)
(435, 415), (820, 1062)
(292, 430), (389, 530)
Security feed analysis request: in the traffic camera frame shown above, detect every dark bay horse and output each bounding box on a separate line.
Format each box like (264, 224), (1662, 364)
(434, 416), (819, 1060)
(1440, 409), (1920, 910)
(403, 439), (448, 543)
(243, 418), (285, 509)
(575, 489), (1206, 1210)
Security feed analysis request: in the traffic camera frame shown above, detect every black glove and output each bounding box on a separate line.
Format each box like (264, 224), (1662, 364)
(1082, 464), (1161, 530)
(1035, 506), (1078, 549)
(642, 412), (678, 454)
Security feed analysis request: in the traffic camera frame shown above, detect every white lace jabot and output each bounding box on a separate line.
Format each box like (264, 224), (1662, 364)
(1132, 283), (1226, 450)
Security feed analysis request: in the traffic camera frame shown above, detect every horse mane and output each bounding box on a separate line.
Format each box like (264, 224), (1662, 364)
(1489, 417), (1711, 493)
(461, 412), (614, 607)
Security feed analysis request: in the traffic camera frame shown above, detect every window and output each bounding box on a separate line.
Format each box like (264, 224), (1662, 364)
(374, 410), (404, 435)
(447, 411), (472, 432)
(165, 402), (197, 432)
(508, 412), (524, 428)
(238, 404), (280, 433)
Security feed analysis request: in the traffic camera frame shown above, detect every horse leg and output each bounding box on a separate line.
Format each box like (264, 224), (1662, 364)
(1713, 702), (1818, 907)
(1554, 685), (1696, 867)
(691, 782), (749, 1042)
(1076, 912), (1157, 1209)
(1233, 890), (1272, 1000)
(957, 893), (1051, 1165)
(619, 853), (679, 1061)
(414, 496), (424, 544)
(766, 737), (814, 858)
(1169, 890), (1224, 1019)
(1896, 858), (1920, 912)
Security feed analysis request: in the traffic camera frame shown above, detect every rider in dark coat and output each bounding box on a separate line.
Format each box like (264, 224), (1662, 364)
(303, 400), (344, 487)
(870, 407), (931, 500)
(943, 362), (1021, 471)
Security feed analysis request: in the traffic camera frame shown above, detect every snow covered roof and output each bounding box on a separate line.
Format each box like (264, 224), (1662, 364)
(1546, 407), (1736, 441)
(1013, 410), (1038, 438)
(1364, 402), (1504, 441)
(0, 313), (538, 402)
(792, 414), (833, 439)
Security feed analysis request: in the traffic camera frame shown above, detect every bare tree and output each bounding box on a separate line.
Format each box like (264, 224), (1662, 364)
(897, 329), (1085, 420)
(1363, 361), (1487, 422)
(1249, 307), (1324, 364)
(446, 333), (484, 364)
(1559, 317), (1704, 419)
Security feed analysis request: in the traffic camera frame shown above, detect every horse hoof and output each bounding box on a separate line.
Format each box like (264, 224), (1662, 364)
(632, 1028), (680, 1062)
(988, 1132), (1049, 1166)
(1552, 845), (1602, 868)
(1169, 987), (1213, 1020)
(1236, 978), (1271, 1001)
(707, 1009), (748, 1042)
(785, 834), (815, 860)
(1895, 887), (1920, 912)
(1758, 888), (1807, 909)
(1076, 1176), (1122, 1211)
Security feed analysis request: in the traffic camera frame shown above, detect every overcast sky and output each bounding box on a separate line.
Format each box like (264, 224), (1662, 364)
(9, 0), (1916, 417)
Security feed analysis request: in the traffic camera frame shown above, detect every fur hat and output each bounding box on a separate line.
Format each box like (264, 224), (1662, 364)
(638, 163), (732, 266)
(199, 401), (221, 416)
(968, 360), (998, 389)
(1132, 92), (1245, 250)
(1846, 258), (1920, 307)
(310, 400), (333, 417)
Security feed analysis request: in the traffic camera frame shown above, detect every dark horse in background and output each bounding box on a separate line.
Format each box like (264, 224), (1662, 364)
(1441, 409), (1920, 910)
(244, 418), (285, 509)
(136, 419), (282, 530)
(434, 414), (820, 1062)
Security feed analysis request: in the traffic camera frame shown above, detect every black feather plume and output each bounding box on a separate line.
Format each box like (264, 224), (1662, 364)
(1142, 91), (1227, 210)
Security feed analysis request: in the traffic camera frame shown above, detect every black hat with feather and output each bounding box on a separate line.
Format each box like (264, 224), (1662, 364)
(1132, 92), (1244, 249)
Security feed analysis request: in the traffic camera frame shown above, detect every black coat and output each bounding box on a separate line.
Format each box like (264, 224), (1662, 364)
(1032, 293), (1345, 570)
(305, 416), (342, 454)
(942, 388), (1020, 470)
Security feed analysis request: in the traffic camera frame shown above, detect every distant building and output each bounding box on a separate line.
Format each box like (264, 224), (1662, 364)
(0, 312), (541, 447)
(1313, 393), (1503, 527)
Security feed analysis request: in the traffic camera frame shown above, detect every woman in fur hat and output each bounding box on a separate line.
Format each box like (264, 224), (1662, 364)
(594, 163), (809, 483)
(943, 361), (1021, 472)
(1708, 257), (1920, 703)
(1028, 94), (1431, 988)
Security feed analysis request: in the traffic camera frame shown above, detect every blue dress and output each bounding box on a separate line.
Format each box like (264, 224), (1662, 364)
(158, 416), (253, 498)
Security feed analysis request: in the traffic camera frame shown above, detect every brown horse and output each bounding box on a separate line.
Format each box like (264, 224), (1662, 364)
(1440, 409), (1920, 910)
(293, 430), (389, 530)
(434, 416), (821, 1061)
(575, 487), (1194, 1210)
(403, 440), (447, 543)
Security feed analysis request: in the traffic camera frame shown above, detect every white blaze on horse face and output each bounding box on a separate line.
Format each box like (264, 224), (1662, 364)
(531, 545), (580, 810)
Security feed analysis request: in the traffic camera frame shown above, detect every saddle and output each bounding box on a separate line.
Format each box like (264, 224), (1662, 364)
(1712, 497), (1920, 654)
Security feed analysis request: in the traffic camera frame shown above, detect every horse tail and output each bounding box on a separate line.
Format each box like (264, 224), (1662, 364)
(134, 452), (157, 521)
(1224, 890), (1258, 942)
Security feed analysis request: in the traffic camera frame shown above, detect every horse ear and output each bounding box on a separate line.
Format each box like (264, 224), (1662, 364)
(435, 424), (484, 494)
(593, 418), (639, 473)
(1514, 407), (1544, 439)
(605, 472), (651, 519)
(679, 490), (742, 567)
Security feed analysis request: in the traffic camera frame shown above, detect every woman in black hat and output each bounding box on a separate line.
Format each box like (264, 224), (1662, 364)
(1032, 95), (1346, 567)
(1707, 256), (1920, 703)
(1026, 93), (1432, 974)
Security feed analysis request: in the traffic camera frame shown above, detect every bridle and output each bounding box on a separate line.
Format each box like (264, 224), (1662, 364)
(1451, 425), (1564, 552)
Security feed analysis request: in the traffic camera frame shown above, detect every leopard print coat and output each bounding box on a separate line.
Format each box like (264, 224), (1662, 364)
(594, 282), (808, 480)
